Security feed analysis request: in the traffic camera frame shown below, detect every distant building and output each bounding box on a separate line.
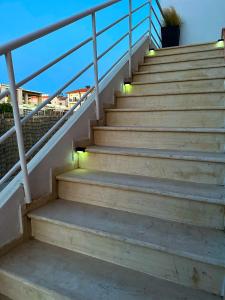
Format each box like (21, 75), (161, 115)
(66, 86), (90, 108)
(42, 94), (68, 111)
(0, 83), (42, 106)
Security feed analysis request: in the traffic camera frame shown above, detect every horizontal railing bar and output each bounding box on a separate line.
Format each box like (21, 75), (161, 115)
(151, 6), (162, 27)
(97, 32), (129, 61)
(25, 87), (94, 159)
(99, 49), (128, 83)
(132, 16), (149, 32)
(151, 33), (161, 48)
(151, 21), (162, 42)
(131, 1), (149, 14)
(0, 87), (94, 186)
(0, 0), (121, 55)
(0, 14), (130, 102)
(155, 0), (165, 20)
(0, 37), (93, 101)
(133, 29), (149, 48)
(0, 62), (93, 144)
(97, 13), (129, 37)
(99, 30), (148, 83)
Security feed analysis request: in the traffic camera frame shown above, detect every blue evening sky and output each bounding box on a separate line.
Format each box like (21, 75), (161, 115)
(0, 0), (161, 95)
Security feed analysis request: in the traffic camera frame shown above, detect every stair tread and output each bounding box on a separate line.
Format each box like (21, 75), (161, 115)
(144, 48), (224, 59)
(29, 200), (225, 267)
(86, 146), (225, 163)
(134, 64), (225, 75)
(105, 107), (225, 112)
(116, 91), (225, 97)
(0, 240), (220, 300)
(57, 169), (225, 204)
(151, 41), (217, 51)
(93, 126), (225, 133)
(141, 55), (224, 66)
(130, 77), (225, 85)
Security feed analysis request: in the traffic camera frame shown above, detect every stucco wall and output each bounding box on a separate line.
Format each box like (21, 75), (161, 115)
(0, 36), (149, 249)
(160, 0), (225, 45)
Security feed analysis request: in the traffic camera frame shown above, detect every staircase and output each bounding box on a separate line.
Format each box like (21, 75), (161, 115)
(0, 42), (225, 300)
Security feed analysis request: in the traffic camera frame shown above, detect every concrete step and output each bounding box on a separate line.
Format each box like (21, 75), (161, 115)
(28, 200), (225, 295)
(133, 66), (225, 83)
(149, 42), (222, 56)
(79, 146), (225, 184)
(144, 49), (224, 64)
(121, 78), (225, 96)
(93, 126), (225, 152)
(116, 93), (225, 109)
(0, 240), (220, 300)
(105, 108), (225, 128)
(57, 169), (225, 229)
(139, 57), (225, 72)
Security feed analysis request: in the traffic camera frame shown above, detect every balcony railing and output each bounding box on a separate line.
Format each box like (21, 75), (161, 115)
(0, 0), (165, 203)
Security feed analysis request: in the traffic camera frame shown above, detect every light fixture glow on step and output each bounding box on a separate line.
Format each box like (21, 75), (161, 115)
(149, 49), (156, 56)
(123, 83), (132, 94)
(216, 39), (224, 48)
(75, 147), (86, 153)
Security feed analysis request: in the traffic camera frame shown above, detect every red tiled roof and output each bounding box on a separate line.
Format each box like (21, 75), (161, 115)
(66, 88), (89, 94)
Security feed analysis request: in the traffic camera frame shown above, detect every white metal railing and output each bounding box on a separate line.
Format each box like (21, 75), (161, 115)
(0, 0), (165, 202)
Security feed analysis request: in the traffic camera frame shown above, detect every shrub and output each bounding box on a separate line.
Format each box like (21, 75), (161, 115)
(0, 103), (13, 113)
(163, 7), (182, 27)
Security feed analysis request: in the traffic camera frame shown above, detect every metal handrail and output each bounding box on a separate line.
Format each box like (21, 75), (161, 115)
(0, 62), (93, 144)
(0, 13), (129, 101)
(132, 1), (149, 14)
(155, 0), (165, 21)
(151, 33), (160, 48)
(0, 87), (93, 186)
(0, 0), (120, 55)
(151, 21), (162, 42)
(151, 6), (162, 27)
(132, 16), (149, 32)
(0, 0), (164, 202)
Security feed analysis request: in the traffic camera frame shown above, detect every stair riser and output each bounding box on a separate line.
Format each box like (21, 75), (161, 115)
(133, 68), (225, 83)
(145, 49), (223, 64)
(106, 111), (225, 128)
(122, 79), (224, 96)
(0, 272), (68, 300)
(31, 219), (225, 295)
(79, 152), (225, 184)
(151, 44), (222, 56)
(58, 180), (225, 229)
(94, 130), (225, 152)
(116, 94), (225, 109)
(139, 58), (224, 72)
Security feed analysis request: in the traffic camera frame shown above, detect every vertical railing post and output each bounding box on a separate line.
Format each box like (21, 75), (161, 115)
(5, 51), (32, 203)
(91, 12), (100, 120)
(149, 0), (152, 46)
(128, 0), (132, 79)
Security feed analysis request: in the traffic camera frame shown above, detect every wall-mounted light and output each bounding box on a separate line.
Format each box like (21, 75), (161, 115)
(75, 146), (86, 153)
(149, 48), (156, 56)
(123, 79), (132, 94)
(124, 78), (132, 85)
(216, 38), (224, 48)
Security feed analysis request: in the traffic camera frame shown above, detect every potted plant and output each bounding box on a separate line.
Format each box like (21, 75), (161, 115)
(161, 7), (182, 48)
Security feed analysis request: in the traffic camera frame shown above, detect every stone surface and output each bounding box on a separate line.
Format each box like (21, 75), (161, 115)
(0, 240), (220, 300)
(93, 126), (225, 152)
(29, 200), (225, 294)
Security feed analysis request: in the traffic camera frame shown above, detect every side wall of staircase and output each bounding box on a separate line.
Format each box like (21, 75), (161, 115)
(0, 37), (149, 249)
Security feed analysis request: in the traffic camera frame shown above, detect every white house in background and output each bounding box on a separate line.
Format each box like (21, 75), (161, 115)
(160, 0), (225, 45)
